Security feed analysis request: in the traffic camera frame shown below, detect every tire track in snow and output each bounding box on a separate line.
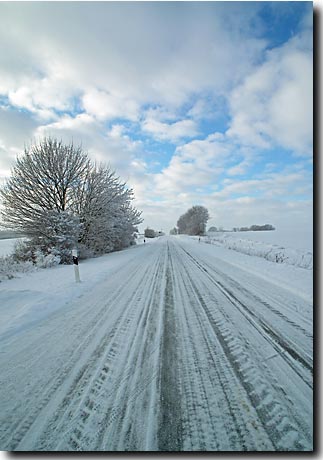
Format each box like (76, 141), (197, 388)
(1, 245), (164, 450)
(172, 241), (312, 450)
(30, 243), (168, 451)
(179, 244), (312, 387)
(157, 244), (183, 451)
(0, 237), (312, 451)
(170, 244), (274, 450)
(0, 253), (149, 439)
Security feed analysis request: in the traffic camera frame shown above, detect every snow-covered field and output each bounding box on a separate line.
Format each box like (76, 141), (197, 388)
(0, 238), (21, 257)
(203, 228), (313, 270)
(222, 228), (312, 252)
(0, 236), (312, 451)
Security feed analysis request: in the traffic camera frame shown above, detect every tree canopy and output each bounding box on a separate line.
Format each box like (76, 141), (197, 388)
(177, 205), (209, 235)
(1, 137), (142, 263)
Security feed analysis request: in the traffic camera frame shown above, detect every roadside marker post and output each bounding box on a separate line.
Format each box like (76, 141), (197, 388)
(72, 248), (81, 283)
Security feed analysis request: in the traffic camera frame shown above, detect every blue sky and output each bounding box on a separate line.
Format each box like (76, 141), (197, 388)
(0, 1), (313, 233)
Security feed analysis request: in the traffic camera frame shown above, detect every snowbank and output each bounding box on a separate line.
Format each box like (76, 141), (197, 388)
(201, 232), (313, 270)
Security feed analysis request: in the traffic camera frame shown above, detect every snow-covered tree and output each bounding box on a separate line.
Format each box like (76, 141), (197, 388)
(1, 138), (90, 236)
(1, 138), (142, 263)
(75, 165), (142, 256)
(177, 205), (209, 235)
(144, 228), (156, 238)
(208, 226), (218, 233)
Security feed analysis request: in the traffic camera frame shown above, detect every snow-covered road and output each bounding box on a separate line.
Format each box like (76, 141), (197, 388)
(0, 237), (312, 451)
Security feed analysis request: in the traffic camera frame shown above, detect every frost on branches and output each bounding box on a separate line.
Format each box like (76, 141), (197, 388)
(0, 138), (143, 265)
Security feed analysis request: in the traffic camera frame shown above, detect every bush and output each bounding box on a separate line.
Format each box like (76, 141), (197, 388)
(0, 255), (35, 281)
(33, 250), (61, 268)
(13, 239), (66, 266)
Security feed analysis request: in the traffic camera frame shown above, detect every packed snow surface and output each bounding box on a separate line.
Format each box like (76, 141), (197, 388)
(0, 236), (313, 451)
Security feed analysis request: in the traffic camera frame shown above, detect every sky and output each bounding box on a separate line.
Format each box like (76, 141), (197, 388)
(0, 1), (313, 234)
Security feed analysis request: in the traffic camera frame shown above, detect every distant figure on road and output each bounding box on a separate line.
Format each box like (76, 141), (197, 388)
(144, 239), (146, 243)
(198, 237), (201, 243)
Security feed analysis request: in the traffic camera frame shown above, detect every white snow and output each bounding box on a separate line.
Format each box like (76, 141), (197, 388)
(220, 228), (312, 252)
(0, 235), (312, 341)
(0, 246), (143, 341)
(0, 238), (21, 257)
(202, 228), (313, 270)
(181, 235), (312, 304)
(0, 236), (313, 451)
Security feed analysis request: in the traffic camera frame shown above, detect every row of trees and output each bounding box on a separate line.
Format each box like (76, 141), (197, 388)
(176, 205), (209, 236)
(170, 209), (275, 236)
(0, 138), (142, 264)
(233, 224), (275, 232)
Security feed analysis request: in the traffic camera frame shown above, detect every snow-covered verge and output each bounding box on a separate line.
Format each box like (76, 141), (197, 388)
(0, 237), (155, 282)
(201, 231), (313, 270)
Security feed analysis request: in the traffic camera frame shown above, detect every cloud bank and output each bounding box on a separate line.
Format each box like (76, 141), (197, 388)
(0, 2), (313, 233)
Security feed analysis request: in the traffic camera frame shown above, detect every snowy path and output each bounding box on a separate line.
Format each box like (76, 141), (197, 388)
(0, 237), (312, 451)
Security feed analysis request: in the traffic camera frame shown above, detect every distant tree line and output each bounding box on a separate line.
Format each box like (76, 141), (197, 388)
(176, 205), (209, 236)
(233, 224), (275, 232)
(0, 137), (142, 264)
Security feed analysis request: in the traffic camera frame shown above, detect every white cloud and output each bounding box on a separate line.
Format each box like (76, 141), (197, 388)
(0, 107), (38, 180)
(35, 115), (142, 176)
(227, 163), (248, 177)
(36, 113), (94, 135)
(152, 133), (231, 196)
(108, 124), (125, 138)
(204, 196), (312, 233)
(0, 2), (313, 234)
(227, 23), (313, 156)
(82, 89), (139, 122)
(141, 118), (198, 142)
(212, 168), (312, 201)
(14, 79), (72, 113)
(0, 2), (267, 121)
